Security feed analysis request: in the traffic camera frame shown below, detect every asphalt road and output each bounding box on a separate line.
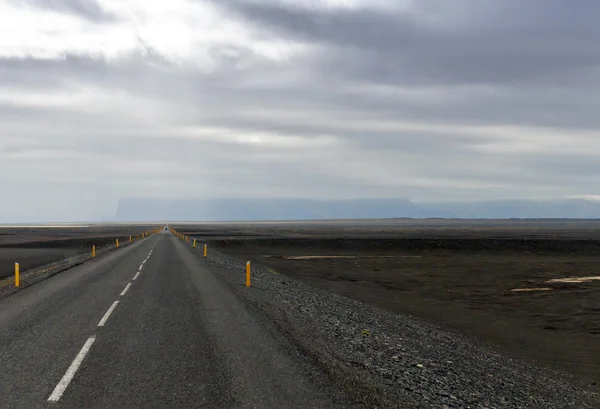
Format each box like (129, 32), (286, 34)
(0, 231), (345, 408)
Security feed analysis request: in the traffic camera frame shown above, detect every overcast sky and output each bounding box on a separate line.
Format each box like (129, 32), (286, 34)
(2, 0), (600, 221)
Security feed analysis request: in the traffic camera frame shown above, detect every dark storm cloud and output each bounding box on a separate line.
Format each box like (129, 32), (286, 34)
(10, 0), (119, 22)
(216, 0), (600, 85)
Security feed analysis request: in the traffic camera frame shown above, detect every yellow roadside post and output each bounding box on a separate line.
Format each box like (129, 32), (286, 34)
(116, 239), (119, 248)
(186, 236), (189, 243)
(92, 245), (96, 258)
(204, 244), (207, 258)
(193, 239), (197, 248)
(246, 261), (251, 287)
(15, 263), (19, 287)
(129, 236), (132, 243)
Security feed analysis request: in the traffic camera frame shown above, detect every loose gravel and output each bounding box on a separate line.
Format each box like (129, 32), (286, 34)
(0, 242), (124, 299)
(194, 245), (600, 409)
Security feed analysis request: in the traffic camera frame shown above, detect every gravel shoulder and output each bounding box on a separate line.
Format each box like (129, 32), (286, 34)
(0, 241), (129, 299)
(185, 243), (600, 409)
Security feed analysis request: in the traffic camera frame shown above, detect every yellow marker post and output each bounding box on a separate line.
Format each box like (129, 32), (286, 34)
(193, 239), (197, 248)
(116, 239), (119, 248)
(129, 236), (132, 243)
(92, 245), (96, 258)
(15, 263), (19, 287)
(204, 244), (207, 258)
(186, 236), (189, 243)
(246, 261), (251, 287)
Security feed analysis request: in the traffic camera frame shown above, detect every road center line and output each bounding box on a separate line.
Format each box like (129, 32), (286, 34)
(133, 271), (141, 280)
(48, 336), (96, 402)
(97, 301), (119, 327)
(120, 283), (132, 296)
(139, 264), (144, 270)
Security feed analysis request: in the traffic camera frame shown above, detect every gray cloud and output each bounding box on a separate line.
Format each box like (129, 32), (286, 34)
(10, 0), (120, 22)
(2, 1), (600, 220)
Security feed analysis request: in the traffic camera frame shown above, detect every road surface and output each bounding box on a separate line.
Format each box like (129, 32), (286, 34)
(0, 231), (347, 408)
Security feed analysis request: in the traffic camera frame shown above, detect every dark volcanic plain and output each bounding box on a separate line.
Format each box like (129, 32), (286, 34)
(175, 219), (600, 389)
(0, 224), (155, 279)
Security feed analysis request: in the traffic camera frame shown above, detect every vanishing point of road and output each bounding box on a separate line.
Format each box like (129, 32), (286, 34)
(0, 231), (345, 408)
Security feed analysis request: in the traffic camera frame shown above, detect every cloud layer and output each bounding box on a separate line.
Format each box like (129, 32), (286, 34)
(1, 0), (600, 221)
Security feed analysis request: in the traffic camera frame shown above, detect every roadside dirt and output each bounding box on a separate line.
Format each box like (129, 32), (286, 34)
(0, 226), (154, 279)
(176, 221), (600, 388)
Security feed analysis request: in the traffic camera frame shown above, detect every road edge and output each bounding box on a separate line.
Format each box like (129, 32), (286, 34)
(0, 238), (151, 300)
(179, 237), (600, 408)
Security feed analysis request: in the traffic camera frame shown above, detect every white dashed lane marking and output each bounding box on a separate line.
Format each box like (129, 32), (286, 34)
(120, 283), (132, 296)
(48, 241), (159, 403)
(97, 301), (119, 327)
(47, 336), (96, 402)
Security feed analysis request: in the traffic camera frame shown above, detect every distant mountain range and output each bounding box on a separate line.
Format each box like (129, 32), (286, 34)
(112, 197), (600, 221)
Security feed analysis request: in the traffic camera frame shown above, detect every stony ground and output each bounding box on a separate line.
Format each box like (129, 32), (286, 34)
(194, 244), (600, 409)
(209, 236), (600, 387)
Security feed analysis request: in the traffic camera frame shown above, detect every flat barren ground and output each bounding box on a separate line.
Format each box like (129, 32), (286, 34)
(177, 219), (600, 388)
(0, 225), (154, 279)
